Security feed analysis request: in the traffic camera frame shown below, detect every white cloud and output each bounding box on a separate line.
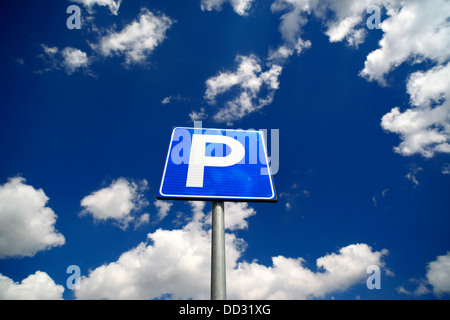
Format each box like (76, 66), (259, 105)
(205, 54), (283, 124)
(361, 0), (450, 84)
(80, 178), (149, 229)
(269, 39), (311, 62)
(223, 202), (256, 231)
(161, 97), (171, 105)
(187, 201), (255, 230)
(0, 271), (64, 300)
(76, 207), (212, 299)
(398, 252), (450, 297)
(161, 94), (188, 105)
(271, 0), (400, 51)
(188, 107), (208, 122)
(76, 201), (387, 299)
(320, 0), (393, 47)
(205, 55), (263, 103)
(442, 164), (450, 175)
(405, 164), (423, 186)
(61, 47), (90, 75)
(270, 0), (450, 159)
(397, 280), (430, 297)
(42, 45), (58, 56)
(426, 252), (450, 295)
(71, 0), (122, 15)
(200, 0), (255, 16)
(279, 183), (310, 211)
(134, 213), (150, 229)
(154, 200), (173, 221)
(270, 0), (385, 60)
(372, 188), (388, 207)
(269, 0), (392, 52)
(270, 0), (313, 61)
(40, 9), (174, 72)
(368, 0), (450, 158)
(325, 15), (365, 46)
(95, 9), (173, 65)
(188, 201), (207, 222)
(271, 1), (310, 41)
(39, 45), (90, 75)
(0, 177), (65, 259)
(381, 63), (450, 157)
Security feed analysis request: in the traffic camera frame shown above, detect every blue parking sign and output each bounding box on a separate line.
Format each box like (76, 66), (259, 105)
(157, 127), (277, 202)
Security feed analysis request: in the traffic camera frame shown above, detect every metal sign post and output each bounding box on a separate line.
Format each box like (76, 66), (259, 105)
(211, 201), (226, 300)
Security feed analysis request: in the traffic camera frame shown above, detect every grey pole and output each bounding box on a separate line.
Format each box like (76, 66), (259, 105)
(211, 201), (226, 300)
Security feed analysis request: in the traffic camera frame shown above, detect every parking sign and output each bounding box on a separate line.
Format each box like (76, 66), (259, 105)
(157, 127), (277, 202)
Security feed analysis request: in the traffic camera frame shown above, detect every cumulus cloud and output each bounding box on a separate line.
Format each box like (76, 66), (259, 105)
(61, 47), (91, 75)
(0, 271), (64, 300)
(223, 202), (256, 231)
(154, 200), (173, 221)
(205, 54), (283, 124)
(201, 0), (319, 124)
(70, 0), (122, 15)
(39, 45), (91, 75)
(398, 252), (450, 297)
(200, 0), (255, 16)
(188, 107), (208, 122)
(80, 178), (149, 229)
(231, 243), (387, 300)
(270, 0), (384, 61)
(134, 213), (150, 229)
(76, 202), (387, 299)
(361, 0), (450, 84)
(270, 0), (312, 61)
(315, 0), (397, 47)
(381, 62), (450, 157)
(38, 8), (175, 74)
(0, 177), (65, 259)
(426, 252), (450, 295)
(354, 0), (450, 158)
(269, 0), (394, 53)
(95, 9), (173, 65)
(269, 0), (450, 158)
(396, 279), (430, 297)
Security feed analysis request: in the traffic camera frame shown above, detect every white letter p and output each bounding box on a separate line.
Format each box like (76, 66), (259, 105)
(186, 134), (245, 188)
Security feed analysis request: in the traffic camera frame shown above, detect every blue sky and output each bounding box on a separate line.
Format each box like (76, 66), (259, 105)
(0, 0), (449, 300)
